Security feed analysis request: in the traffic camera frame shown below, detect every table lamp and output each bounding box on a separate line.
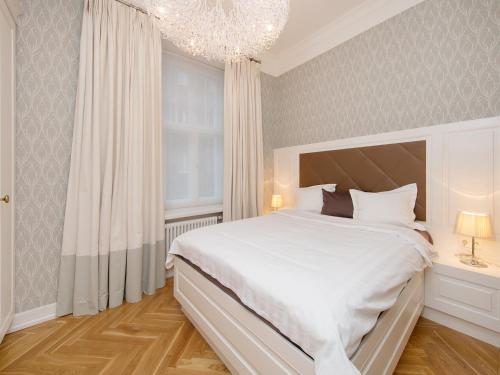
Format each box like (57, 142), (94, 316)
(455, 211), (493, 268)
(271, 194), (283, 211)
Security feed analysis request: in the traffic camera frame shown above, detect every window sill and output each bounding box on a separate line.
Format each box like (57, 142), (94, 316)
(164, 204), (223, 221)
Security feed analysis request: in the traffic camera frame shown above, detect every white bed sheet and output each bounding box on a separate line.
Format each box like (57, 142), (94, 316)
(166, 210), (436, 375)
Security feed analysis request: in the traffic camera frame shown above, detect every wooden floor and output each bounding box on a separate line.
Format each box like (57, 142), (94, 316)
(395, 318), (499, 375)
(1, 280), (498, 375)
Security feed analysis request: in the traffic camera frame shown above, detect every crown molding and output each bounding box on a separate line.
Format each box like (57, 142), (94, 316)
(261, 0), (426, 77)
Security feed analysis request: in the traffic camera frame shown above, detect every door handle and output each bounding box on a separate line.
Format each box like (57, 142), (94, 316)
(0, 194), (9, 204)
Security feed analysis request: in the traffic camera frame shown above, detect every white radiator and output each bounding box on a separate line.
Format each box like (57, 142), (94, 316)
(165, 215), (219, 255)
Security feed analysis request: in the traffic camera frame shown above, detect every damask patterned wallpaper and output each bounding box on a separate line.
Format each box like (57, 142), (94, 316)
(15, 0), (83, 312)
(261, 73), (281, 212)
(262, 0), (500, 209)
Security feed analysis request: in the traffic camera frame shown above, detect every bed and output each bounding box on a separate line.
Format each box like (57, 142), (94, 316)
(166, 140), (435, 375)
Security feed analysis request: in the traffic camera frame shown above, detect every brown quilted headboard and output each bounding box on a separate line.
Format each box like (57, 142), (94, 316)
(299, 140), (426, 221)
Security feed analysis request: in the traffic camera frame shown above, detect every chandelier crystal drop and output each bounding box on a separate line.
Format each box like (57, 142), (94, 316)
(139, 0), (289, 62)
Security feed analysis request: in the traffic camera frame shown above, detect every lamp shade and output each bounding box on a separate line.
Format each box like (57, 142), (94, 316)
(455, 211), (493, 239)
(271, 194), (283, 209)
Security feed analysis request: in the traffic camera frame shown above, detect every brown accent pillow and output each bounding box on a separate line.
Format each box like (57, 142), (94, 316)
(415, 229), (434, 244)
(321, 189), (354, 218)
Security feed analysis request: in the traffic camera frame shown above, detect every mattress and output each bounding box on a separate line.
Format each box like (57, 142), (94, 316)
(166, 210), (435, 375)
(176, 254), (414, 361)
(178, 255), (313, 357)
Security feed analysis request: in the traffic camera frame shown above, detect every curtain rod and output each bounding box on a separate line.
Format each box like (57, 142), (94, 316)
(249, 57), (262, 64)
(113, 0), (262, 65)
(114, 0), (148, 15)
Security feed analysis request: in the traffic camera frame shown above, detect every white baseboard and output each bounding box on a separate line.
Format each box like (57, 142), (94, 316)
(7, 303), (57, 334)
(422, 307), (500, 348)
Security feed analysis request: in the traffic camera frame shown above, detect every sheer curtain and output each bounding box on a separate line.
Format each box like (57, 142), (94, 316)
(56, 0), (165, 316)
(223, 59), (264, 221)
(162, 53), (224, 210)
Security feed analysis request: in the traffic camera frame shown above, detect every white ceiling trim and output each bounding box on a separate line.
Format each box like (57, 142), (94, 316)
(260, 0), (426, 77)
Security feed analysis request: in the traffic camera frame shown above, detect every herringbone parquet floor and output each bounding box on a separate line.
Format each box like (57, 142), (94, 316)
(395, 318), (499, 375)
(0, 279), (229, 375)
(0, 279), (498, 374)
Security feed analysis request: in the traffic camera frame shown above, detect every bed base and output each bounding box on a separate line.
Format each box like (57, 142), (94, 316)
(174, 257), (424, 375)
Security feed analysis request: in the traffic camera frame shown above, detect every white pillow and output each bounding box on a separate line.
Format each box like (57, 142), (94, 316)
(295, 184), (336, 213)
(350, 183), (418, 228)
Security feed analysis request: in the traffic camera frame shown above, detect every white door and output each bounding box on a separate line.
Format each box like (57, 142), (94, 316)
(0, 0), (15, 343)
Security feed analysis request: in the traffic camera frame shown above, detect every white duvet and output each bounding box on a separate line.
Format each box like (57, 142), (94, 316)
(166, 210), (436, 375)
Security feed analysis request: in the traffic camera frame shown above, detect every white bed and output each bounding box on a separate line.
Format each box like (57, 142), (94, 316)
(166, 210), (435, 375)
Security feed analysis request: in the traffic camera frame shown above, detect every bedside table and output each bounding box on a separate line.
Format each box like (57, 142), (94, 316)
(423, 252), (500, 347)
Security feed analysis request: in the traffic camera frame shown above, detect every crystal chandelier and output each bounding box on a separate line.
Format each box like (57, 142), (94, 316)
(139, 0), (289, 62)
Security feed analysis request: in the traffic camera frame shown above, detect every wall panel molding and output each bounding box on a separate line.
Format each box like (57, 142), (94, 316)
(444, 129), (495, 228)
(274, 116), (500, 264)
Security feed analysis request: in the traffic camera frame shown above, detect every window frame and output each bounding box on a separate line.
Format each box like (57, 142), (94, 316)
(162, 51), (224, 213)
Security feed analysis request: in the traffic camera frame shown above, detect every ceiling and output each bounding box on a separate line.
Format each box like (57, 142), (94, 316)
(269, 0), (368, 54)
(160, 0), (370, 69)
(158, 0), (424, 75)
(160, 1), (368, 58)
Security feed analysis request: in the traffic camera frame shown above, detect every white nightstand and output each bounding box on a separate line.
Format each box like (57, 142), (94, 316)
(423, 252), (500, 347)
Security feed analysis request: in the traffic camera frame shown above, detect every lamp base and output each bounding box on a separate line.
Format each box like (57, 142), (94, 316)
(460, 257), (488, 268)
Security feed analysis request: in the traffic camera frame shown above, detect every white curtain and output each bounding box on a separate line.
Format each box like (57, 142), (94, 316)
(56, 0), (165, 316)
(223, 59), (264, 221)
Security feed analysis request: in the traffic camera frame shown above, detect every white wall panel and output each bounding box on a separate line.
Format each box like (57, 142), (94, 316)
(274, 116), (500, 264)
(445, 129), (494, 228)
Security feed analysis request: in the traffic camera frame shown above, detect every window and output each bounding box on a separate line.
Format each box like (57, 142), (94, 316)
(162, 52), (224, 210)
